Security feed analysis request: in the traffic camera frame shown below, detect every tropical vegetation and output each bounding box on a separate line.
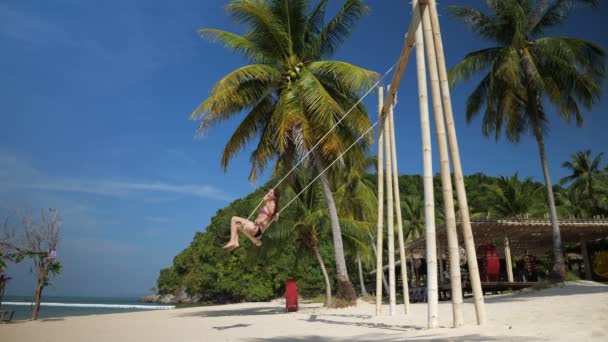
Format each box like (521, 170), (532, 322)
(157, 160), (608, 303)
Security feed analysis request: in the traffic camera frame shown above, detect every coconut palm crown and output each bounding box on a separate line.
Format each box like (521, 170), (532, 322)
(191, 0), (378, 181)
(191, 0), (378, 304)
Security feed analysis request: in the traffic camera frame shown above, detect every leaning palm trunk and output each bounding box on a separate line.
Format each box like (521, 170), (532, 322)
(420, 2), (463, 327)
(312, 151), (356, 304)
(313, 245), (332, 307)
(533, 124), (566, 278)
(357, 253), (368, 296)
(369, 232), (390, 294)
(413, 0), (439, 328)
(428, 0), (485, 325)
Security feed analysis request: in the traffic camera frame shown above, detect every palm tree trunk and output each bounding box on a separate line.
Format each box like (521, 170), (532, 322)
(313, 245), (332, 307)
(375, 87), (385, 315)
(427, 0), (485, 325)
(356, 253), (368, 296)
(532, 124), (566, 279)
(312, 151), (356, 305)
(420, 3), (463, 327)
(413, 0), (439, 328)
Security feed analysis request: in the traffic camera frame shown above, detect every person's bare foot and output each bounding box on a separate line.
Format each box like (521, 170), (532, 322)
(223, 242), (239, 251)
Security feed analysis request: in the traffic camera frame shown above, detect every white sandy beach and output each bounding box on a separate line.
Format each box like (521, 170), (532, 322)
(2, 281), (607, 342)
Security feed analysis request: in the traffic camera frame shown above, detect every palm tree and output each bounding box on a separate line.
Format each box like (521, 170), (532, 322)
(484, 174), (543, 218)
(334, 157), (377, 296)
(191, 0), (378, 302)
(282, 172), (334, 307)
(402, 195), (425, 242)
(448, 0), (605, 278)
(556, 187), (591, 218)
(560, 150), (605, 214)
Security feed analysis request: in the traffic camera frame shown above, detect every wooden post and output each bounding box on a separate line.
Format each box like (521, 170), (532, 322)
(438, 241), (444, 284)
(420, 2), (463, 327)
(375, 87), (385, 316)
(504, 235), (514, 283)
(427, 0), (486, 325)
(385, 100), (396, 316)
(580, 238), (592, 280)
(389, 104), (410, 313)
(412, 0), (438, 328)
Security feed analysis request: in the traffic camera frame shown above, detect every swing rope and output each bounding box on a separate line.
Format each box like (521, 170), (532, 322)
(246, 63), (396, 221)
(278, 119), (380, 216)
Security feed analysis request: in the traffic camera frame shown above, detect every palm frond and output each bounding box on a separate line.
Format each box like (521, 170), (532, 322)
(221, 96), (274, 170)
(227, 0), (291, 58)
(310, 0), (369, 59)
(270, 0), (308, 55)
(198, 29), (273, 63)
(448, 47), (502, 88)
(190, 65), (281, 135)
(530, 0), (599, 35)
(305, 0), (328, 44)
(447, 6), (501, 42)
(309, 61), (379, 94)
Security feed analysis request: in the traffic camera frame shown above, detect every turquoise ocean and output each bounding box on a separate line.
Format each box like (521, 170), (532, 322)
(1, 295), (174, 320)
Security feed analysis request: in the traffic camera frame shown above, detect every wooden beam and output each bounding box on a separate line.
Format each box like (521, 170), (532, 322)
(380, 13), (420, 119)
(580, 238), (593, 280)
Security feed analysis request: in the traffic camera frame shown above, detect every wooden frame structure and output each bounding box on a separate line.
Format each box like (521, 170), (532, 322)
(406, 219), (608, 272)
(374, 0), (485, 328)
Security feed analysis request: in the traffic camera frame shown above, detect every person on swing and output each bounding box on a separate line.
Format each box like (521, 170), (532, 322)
(223, 189), (280, 251)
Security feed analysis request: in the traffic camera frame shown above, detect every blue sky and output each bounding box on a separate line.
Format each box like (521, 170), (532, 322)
(1, 1), (606, 297)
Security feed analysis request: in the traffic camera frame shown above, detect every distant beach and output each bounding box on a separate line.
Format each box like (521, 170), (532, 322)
(2, 282), (607, 341)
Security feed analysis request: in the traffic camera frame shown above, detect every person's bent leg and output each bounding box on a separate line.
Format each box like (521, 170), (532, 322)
(224, 216), (254, 250)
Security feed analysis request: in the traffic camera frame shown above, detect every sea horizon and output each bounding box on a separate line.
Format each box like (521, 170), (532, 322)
(1, 295), (174, 321)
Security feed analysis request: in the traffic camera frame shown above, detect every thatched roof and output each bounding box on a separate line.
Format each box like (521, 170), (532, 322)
(404, 218), (608, 257)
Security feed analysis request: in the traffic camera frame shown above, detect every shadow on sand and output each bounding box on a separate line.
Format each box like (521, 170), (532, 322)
(483, 282), (608, 304)
(176, 306), (284, 318)
(213, 323), (251, 330)
(302, 314), (423, 332)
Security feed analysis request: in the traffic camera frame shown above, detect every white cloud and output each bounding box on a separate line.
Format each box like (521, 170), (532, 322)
(0, 3), (73, 46)
(0, 149), (230, 201)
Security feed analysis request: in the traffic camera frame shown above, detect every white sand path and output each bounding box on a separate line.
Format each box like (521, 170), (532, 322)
(2, 281), (607, 341)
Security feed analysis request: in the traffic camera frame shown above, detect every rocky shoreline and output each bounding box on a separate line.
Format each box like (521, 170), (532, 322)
(140, 287), (201, 304)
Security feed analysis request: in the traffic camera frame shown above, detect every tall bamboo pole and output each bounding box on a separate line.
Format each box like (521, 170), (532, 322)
(385, 105), (396, 316)
(419, 3), (463, 327)
(388, 101), (410, 313)
(427, 0), (486, 324)
(412, 0), (438, 328)
(375, 87), (385, 316)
